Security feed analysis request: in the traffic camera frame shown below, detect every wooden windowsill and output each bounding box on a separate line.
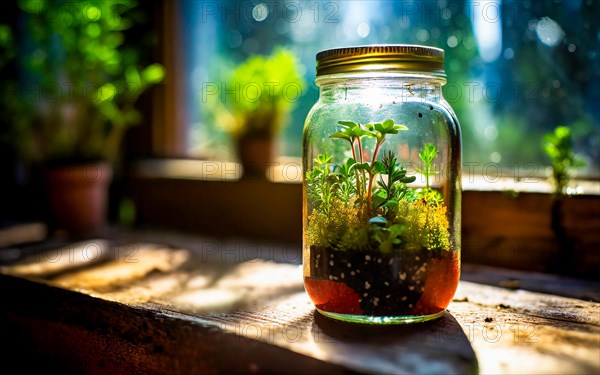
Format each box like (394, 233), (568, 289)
(1, 235), (598, 374)
(133, 158), (600, 195)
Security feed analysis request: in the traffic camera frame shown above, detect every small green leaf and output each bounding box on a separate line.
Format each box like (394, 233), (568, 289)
(330, 132), (352, 141)
(388, 224), (406, 236)
(372, 161), (386, 174)
(126, 66), (142, 91)
(94, 83), (116, 104)
(141, 63), (165, 84)
(373, 189), (387, 198)
(372, 194), (386, 208)
(382, 119), (394, 128)
(354, 162), (371, 171)
(419, 143), (439, 164)
(383, 200), (398, 209)
(314, 153), (332, 165)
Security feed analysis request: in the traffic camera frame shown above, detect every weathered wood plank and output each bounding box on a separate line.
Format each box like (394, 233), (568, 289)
(461, 263), (600, 302)
(1, 243), (599, 375)
(451, 282), (600, 374)
(0, 274), (348, 375)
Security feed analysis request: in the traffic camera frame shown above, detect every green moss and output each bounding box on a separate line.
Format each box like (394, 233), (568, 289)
(307, 197), (371, 251)
(396, 200), (450, 251)
(305, 120), (452, 253)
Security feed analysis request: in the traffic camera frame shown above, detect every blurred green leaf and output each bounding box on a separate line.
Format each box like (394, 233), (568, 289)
(542, 125), (586, 195)
(141, 63), (165, 84)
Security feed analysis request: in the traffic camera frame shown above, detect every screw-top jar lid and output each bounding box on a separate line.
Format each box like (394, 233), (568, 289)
(316, 45), (445, 78)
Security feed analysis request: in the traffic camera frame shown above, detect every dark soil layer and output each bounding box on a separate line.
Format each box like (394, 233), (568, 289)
(305, 246), (459, 316)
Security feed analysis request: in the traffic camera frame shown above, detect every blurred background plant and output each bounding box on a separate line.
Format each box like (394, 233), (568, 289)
(200, 47), (305, 157)
(543, 125), (586, 195)
(2, 0), (164, 164)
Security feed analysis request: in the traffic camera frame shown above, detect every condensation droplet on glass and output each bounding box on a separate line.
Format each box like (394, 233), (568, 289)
(463, 37), (475, 50)
(535, 17), (564, 47)
(447, 35), (458, 48)
(490, 152), (502, 163)
(485, 126), (499, 141)
(252, 3), (269, 22)
(416, 29), (430, 42)
(357, 23), (370, 38)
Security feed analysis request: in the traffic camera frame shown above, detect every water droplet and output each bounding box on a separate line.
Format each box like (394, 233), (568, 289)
(357, 23), (370, 38)
(535, 17), (564, 47)
(447, 35), (458, 48)
(252, 3), (269, 22)
(490, 151), (502, 163)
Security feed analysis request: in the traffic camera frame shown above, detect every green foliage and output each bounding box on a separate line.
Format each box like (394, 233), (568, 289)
(305, 153), (334, 214)
(417, 143), (439, 189)
(306, 119), (450, 253)
(371, 222), (406, 254)
(543, 126), (586, 195)
(415, 143), (444, 204)
(328, 119), (409, 211)
(0, 24), (15, 70)
(206, 48), (305, 139)
(374, 150), (416, 218)
(333, 158), (359, 203)
(365, 119), (409, 142)
(5, 0), (165, 163)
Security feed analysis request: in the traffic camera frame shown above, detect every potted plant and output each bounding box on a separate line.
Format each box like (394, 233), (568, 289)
(6, 0), (164, 234)
(542, 125), (586, 273)
(204, 48), (304, 177)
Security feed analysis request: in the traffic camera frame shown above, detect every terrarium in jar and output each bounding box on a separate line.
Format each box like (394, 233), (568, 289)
(302, 45), (461, 324)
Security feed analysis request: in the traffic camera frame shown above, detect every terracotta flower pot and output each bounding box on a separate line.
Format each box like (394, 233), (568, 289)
(236, 135), (275, 178)
(43, 162), (113, 235)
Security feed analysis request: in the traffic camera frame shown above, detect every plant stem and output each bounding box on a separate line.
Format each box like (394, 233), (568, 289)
(357, 137), (364, 163)
(357, 137), (367, 200)
(366, 139), (384, 211)
(349, 139), (361, 197)
(349, 139), (356, 161)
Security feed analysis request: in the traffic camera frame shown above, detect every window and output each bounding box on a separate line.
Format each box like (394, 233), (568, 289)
(178, 0), (599, 177)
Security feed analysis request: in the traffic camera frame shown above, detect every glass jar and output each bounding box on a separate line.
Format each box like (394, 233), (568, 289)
(302, 45), (461, 324)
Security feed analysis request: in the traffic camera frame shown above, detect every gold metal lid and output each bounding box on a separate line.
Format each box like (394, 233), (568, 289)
(316, 45), (445, 77)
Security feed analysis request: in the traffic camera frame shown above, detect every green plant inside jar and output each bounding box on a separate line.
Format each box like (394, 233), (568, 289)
(304, 119), (459, 322)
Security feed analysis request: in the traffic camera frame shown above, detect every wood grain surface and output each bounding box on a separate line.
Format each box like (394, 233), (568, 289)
(1, 239), (598, 374)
